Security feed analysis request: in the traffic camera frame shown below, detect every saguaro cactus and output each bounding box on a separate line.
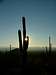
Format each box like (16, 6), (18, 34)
(18, 17), (29, 65)
(49, 36), (52, 55)
(18, 30), (23, 64)
(10, 44), (11, 53)
(22, 17), (29, 64)
(10, 44), (11, 51)
(22, 17), (29, 52)
(22, 17), (26, 49)
(18, 30), (22, 51)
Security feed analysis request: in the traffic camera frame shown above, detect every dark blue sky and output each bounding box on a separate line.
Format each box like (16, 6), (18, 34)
(0, 0), (56, 47)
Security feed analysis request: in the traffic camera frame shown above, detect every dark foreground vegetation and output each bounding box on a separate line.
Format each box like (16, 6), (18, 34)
(0, 17), (55, 75)
(0, 48), (56, 75)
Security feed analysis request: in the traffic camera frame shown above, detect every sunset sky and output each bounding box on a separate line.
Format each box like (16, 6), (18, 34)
(0, 0), (56, 48)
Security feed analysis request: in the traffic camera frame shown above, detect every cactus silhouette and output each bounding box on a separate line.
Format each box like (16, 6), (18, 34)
(10, 44), (11, 53)
(18, 30), (22, 51)
(18, 17), (29, 65)
(10, 44), (11, 51)
(49, 35), (52, 55)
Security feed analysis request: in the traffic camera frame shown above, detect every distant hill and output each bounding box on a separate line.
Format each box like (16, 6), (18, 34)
(0, 47), (16, 52)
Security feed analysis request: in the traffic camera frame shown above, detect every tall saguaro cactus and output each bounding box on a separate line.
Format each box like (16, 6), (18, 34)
(49, 36), (52, 55)
(18, 30), (22, 51)
(18, 17), (29, 65)
(22, 17), (26, 49)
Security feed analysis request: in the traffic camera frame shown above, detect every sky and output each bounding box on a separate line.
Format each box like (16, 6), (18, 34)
(0, 0), (56, 48)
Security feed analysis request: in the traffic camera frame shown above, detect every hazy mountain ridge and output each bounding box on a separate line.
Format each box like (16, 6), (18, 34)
(0, 47), (56, 52)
